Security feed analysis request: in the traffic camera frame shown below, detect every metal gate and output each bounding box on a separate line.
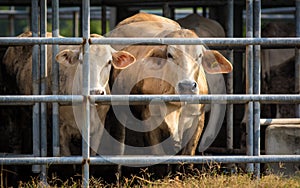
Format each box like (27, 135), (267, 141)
(0, 0), (300, 187)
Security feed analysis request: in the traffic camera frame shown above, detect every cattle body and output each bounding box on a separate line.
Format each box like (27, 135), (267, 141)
(177, 13), (226, 38)
(241, 22), (295, 124)
(2, 31), (136, 156)
(105, 13), (232, 157)
(239, 22), (296, 161)
(261, 22), (296, 118)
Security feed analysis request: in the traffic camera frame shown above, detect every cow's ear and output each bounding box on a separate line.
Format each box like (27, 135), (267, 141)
(112, 51), (136, 69)
(55, 49), (81, 67)
(202, 50), (233, 74)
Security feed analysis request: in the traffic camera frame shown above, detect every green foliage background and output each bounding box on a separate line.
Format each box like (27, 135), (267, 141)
(0, 6), (108, 37)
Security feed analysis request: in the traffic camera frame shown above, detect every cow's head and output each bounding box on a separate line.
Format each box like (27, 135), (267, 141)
(55, 43), (136, 95)
(129, 29), (232, 96)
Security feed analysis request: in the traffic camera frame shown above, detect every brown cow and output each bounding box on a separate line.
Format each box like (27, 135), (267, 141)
(102, 13), (232, 159)
(2, 31), (136, 156)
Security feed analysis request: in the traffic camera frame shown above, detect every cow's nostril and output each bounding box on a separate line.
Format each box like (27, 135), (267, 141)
(178, 80), (198, 94)
(178, 83), (184, 91)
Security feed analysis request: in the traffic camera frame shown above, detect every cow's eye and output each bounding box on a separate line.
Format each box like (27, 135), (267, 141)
(167, 53), (173, 59)
(107, 60), (111, 65)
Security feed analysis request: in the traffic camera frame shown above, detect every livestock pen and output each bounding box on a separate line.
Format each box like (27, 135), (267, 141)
(0, 0), (300, 187)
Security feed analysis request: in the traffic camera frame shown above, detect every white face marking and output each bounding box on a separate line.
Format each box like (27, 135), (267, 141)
(88, 45), (113, 94)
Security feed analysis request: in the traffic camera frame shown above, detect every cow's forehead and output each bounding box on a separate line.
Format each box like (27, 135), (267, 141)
(168, 44), (204, 59)
(89, 45), (114, 63)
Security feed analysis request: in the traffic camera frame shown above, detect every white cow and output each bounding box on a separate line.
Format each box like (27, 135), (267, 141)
(2, 31), (136, 156)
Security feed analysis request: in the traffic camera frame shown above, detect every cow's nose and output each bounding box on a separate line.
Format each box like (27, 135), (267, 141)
(90, 89), (105, 95)
(177, 80), (198, 94)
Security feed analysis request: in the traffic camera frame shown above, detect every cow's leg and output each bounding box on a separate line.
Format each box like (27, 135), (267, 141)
(142, 104), (170, 155)
(144, 127), (166, 155)
(177, 114), (204, 173)
(90, 105), (107, 156)
(59, 123), (72, 156)
(106, 106), (127, 180)
(181, 114), (205, 155)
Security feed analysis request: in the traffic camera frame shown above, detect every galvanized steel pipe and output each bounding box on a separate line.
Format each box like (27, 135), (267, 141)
(52, 0), (60, 157)
(246, 0), (254, 173)
(0, 37), (300, 46)
(253, 0), (261, 177)
(0, 155), (300, 165)
(82, 0), (91, 187)
(40, 0), (48, 182)
(89, 37), (300, 46)
(296, 0), (300, 117)
(1, 95), (300, 104)
(226, 0), (234, 153)
(31, 0), (40, 174)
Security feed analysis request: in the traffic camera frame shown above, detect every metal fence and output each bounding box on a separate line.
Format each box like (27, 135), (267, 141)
(0, 0), (300, 187)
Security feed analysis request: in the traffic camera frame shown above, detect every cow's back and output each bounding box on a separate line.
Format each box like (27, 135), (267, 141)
(108, 12), (181, 50)
(261, 22), (295, 103)
(2, 31), (78, 95)
(117, 12), (180, 27)
(177, 13), (225, 37)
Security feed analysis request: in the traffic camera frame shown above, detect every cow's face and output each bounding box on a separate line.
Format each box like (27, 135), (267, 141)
(135, 29), (232, 96)
(56, 44), (136, 95)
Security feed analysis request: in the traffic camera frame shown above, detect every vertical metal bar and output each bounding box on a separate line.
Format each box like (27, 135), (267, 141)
(253, 0), (261, 178)
(31, 0), (41, 174)
(82, 0), (90, 187)
(73, 10), (80, 37)
(163, 3), (171, 18)
(40, 0), (48, 182)
(202, 7), (207, 17)
(226, 0), (234, 152)
(52, 0), (60, 157)
(9, 6), (15, 37)
(295, 0), (300, 117)
(246, 0), (254, 173)
(193, 7), (197, 14)
(101, 5), (107, 35)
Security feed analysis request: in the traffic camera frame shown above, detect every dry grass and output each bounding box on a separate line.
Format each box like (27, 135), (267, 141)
(15, 165), (300, 188)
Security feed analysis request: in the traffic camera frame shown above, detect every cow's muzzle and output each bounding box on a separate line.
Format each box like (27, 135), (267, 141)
(177, 80), (198, 94)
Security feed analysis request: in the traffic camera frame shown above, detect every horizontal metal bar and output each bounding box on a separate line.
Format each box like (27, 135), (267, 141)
(0, 153), (34, 157)
(0, 155), (300, 165)
(93, 94), (300, 104)
(90, 37), (300, 46)
(260, 118), (300, 125)
(0, 95), (82, 104)
(0, 37), (83, 45)
(0, 37), (300, 46)
(1, 95), (300, 105)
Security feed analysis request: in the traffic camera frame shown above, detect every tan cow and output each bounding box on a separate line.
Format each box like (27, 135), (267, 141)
(2, 31), (136, 156)
(177, 13), (228, 149)
(103, 13), (232, 158)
